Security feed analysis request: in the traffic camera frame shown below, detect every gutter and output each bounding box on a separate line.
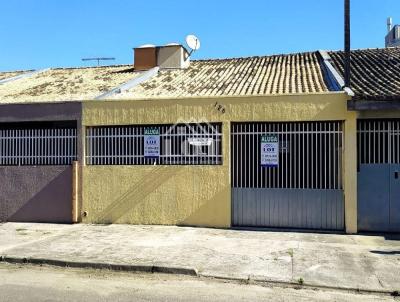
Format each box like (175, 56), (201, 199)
(318, 50), (355, 97)
(348, 99), (400, 110)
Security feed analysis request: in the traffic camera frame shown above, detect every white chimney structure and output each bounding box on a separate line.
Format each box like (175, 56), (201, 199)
(386, 17), (400, 47)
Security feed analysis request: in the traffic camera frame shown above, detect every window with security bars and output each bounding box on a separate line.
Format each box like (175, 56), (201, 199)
(86, 123), (222, 165)
(231, 121), (343, 189)
(0, 122), (77, 166)
(357, 119), (400, 165)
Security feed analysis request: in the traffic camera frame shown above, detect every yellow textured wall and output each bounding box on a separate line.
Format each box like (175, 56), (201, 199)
(344, 111), (358, 233)
(82, 120), (231, 227)
(82, 165), (230, 227)
(83, 93), (349, 126)
(81, 92), (354, 229)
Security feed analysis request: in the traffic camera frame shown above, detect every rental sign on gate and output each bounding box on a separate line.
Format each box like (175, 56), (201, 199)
(144, 127), (160, 158)
(261, 134), (279, 167)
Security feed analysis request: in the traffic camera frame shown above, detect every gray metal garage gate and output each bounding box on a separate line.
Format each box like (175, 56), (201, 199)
(0, 121), (77, 223)
(357, 119), (400, 232)
(231, 121), (344, 230)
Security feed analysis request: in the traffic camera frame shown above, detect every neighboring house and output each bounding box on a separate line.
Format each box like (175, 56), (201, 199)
(0, 44), (399, 234)
(386, 18), (400, 47)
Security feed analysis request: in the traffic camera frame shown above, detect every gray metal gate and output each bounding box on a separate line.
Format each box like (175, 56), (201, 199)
(357, 120), (400, 232)
(0, 123), (77, 223)
(231, 122), (344, 230)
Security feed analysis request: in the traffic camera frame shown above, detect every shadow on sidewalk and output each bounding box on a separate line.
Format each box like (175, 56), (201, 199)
(370, 250), (400, 255)
(357, 232), (400, 241)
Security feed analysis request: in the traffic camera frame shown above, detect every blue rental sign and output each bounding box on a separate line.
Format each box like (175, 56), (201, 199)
(261, 134), (279, 167)
(144, 127), (160, 158)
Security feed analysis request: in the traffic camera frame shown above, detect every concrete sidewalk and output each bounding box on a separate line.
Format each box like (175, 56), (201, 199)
(0, 223), (399, 293)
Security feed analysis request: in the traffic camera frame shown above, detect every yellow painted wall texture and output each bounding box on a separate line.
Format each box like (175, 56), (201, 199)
(82, 121), (231, 228)
(83, 93), (349, 126)
(344, 111), (358, 233)
(81, 92), (358, 231)
(82, 165), (230, 227)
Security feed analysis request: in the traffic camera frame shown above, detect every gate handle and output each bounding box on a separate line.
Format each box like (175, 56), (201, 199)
(395, 171), (399, 179)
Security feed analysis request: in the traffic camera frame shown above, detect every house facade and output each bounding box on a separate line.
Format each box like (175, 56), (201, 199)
(0, 46), (399, 234)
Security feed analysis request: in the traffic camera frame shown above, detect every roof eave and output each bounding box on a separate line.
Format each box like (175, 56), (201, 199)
(348, 99), (400, 110)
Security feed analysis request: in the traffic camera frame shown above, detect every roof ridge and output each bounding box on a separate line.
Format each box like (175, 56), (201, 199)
(51, 64), (133, 71)
(0, 69), (34, 73)
(3, 47), (400, 73)
(0, 65), (134, 74)
(192, 50), (320, 63)
(329, 46), (400, 53)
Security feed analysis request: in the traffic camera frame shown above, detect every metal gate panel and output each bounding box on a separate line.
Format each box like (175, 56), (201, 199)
(0, 123), (77, 223)
(231, 122), (344, 230)
(357, 164), (391, 232)
(390, 165), (400, 231)
(0, 128), (77, 165)
(357, 120), (400, 232)
(232, 188), (344, 229)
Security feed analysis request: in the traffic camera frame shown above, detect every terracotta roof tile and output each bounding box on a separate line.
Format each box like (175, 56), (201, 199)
(7, 48), (395, 103)
(0, 70), (31, 81)
(329, 47), (400, 100)
(2, 48), (399, 103)
(0, 66), (141, 103)
(113, 52), (329, 99)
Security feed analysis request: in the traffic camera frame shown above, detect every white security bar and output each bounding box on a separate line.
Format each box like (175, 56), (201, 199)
(231, 121), (343, 190)
(0, 128), (77, 166)
(357, 119), (400, 165)
(86, 123), (222, 165)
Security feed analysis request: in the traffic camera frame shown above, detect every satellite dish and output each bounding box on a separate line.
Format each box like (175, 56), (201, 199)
(186, 35), (201, 54)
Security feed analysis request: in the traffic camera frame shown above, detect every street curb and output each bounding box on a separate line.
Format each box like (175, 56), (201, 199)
(0, 256), (198, 277)
(199, 273), (399, 297)
(1, 255), (398, 297)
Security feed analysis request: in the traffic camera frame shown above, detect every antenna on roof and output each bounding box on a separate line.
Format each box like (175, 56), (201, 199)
(185, 34), (201, 57)
(81, 57), (115, 66)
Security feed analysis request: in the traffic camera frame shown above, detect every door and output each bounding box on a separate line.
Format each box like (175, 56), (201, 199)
(357, 165), (390, 231)
(357, 120), (400, 232)
(231, 121), (344, 230)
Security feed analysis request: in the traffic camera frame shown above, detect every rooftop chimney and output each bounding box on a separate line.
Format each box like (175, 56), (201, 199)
(134, 44), (190, 71)
(134, 44), (157, 71)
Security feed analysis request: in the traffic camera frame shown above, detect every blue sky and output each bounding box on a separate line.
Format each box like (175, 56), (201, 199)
(0, 0), (399, 71)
